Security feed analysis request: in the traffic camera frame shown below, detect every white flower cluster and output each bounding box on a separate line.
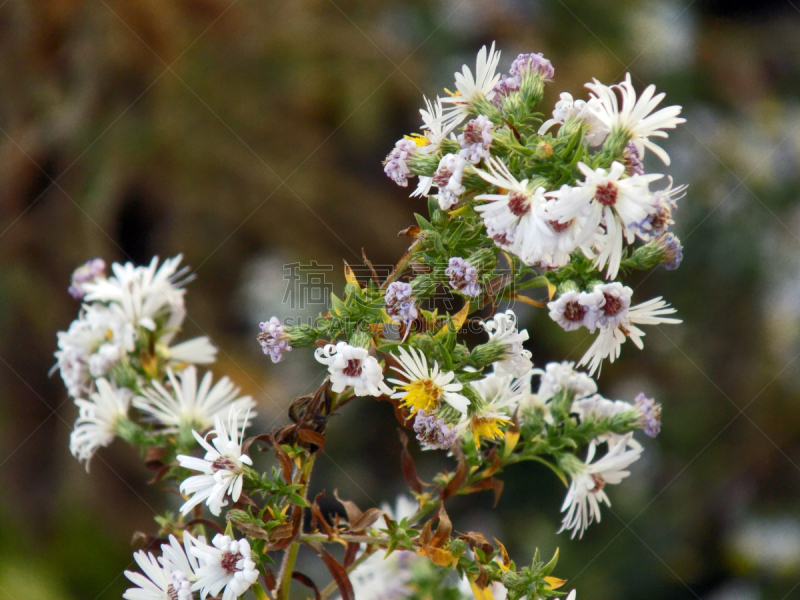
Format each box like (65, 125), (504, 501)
(55, 256), (255, 468)
(123, 531), (258, 600)
(548, 282), (681, 375)
(524, 361), (662, 539)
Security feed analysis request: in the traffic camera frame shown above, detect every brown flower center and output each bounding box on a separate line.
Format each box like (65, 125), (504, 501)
(564, 301), (587, 322)
(211, 456), (238, 472)
(594, 182), (618, 207)
(342, 358), (363, 377)
(221, 550), (243, 575)
(590, 474), (606, 492)
(507, 191), (530, 217)
(602, 293), (623, 316)
(549, 219), (572, 233)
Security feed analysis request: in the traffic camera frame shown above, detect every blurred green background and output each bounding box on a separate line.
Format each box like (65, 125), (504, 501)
(2, 0), (800, 598)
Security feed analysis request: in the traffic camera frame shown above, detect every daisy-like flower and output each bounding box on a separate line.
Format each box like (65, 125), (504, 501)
(54, 304), (136, 398)
(388, 347), (470, 415)
(176, 409), (253, 516)
(68, 258), (106, 299)
(70, 378), (132, 468)
(458, 115), (493, 164)
(123, 547), (193, 600)
(559, 435), (643, 539)
(585, 72), (685, 165)
(191, 535), (259, 600)
(634, 180), (686, 240)
(538, 92), (607, 145)
(432, 153), (468, 210)
(533, 361), (597, 405)
(257, 317), (292, 363)
(459, 370), (530, 448)
(135, 366), (255, 433)
(481, 309), (533, 378)
(82, 255), (191, 333)
(578, 293), (681, 376)
(547, 161), (663, 280)
(445, 256), (481, 298)
(474, 157), (555, 266)
(315, 342), (392, 397)
(440, 42), (502, 129)
(548, 290), (593, 333)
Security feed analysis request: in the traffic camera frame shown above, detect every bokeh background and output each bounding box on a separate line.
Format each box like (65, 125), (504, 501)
(2, 0), (800, 598)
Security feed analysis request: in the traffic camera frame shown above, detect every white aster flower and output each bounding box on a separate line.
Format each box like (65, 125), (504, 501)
(559, 435), (643, 539)
(70, 378), (131, 469)
(177, 409), (253, 516)
(538, 92), (608, 146)
(586, 73), (685, 165)
(82, 255), (191, 335)
(458, 369), (532, 448)
(54, 305), (136, 397)
(123, 547), (193, 600)
(388, 347), (470, 415)
(533, 361), (597, 404)
(475, 157), (556, 265)
(547, 161), (663, 280)
(411, 96), (458, 198)
(135, 366), (255, 433)
(441, 42), (502, 129)
(579, 293), (681, 376)
(481, 309), (533, 378)
(315, 342), (392, 397)
(191, 535), (259, 600)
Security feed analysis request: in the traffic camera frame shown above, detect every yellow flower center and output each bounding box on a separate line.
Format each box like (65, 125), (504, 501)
(400, 379), (442, 413)
(469, 416), (505, 448)
(404, 133), (430, 148)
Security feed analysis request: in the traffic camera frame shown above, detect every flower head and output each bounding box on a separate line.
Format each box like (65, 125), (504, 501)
(124, 533), (201, 600)
(559, 435), (643, 538)
(634, 392), (662, 437)
(177, 408), (253, 516)
(385, 282), (418, 326)
(135, 366), (255, 433)
(458, 115), (493, 164)
(533, 361), (597, 404)
(191, 535), (259, 600)
(257, 317), (292, 363)
(388, 347), (469, 414)
(432, 153), (468, 210)
(538, 92), (607, 145)
(509, 52), (554, 79)
(586, 73), (685, 165)
(315, 342), (391, 397)
(481, 309), (533, 378)
(441, 43), (502, 129)
(413, 409), (458, 451)
(445, 256), (481, 298)
(68, 258), (106, 299)
(384, 138), (418, 187)
(70, 378), (131, 469)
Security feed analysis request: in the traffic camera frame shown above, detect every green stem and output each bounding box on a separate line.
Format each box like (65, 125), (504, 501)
(276, 542), (300, 600)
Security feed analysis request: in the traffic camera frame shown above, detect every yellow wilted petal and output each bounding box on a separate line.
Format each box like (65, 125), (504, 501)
(468, 578), (496, 600)
(344, 262), (359, 286)
(545, 576), (567, 590)
(502, 427), (520, 460)
(404, 133), (430, 147)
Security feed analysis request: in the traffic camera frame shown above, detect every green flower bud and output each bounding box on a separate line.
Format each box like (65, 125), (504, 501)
(410, 274), (437, 299)
(468, 248), (497, 272)
(285, 324), (319, 347)
(432, 209), (449, 228)
(556, 280), (581, 296)
(348, 330), (372, 350)
(470, 340), (506, 368)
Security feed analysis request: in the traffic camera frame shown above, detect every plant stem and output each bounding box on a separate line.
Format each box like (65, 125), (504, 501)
(298, 533), (394, 545)
(275, 542), (300, 600)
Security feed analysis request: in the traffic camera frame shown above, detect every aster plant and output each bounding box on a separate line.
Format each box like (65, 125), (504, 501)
(55, 43), (686, 600)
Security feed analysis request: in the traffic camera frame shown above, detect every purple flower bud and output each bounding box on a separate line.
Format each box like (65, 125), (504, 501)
(413, 409), (458, 450)
(491, 74), (521, 108)
(623, 141), (644, 176)
(659, 233), (683, 271)
(383, 139), (418, 187)
(257, 317), (292, 363)
(445, 257), (481, 298)
(509, 52), (554, 80)
(69, 258), (106, 299)
(634, 393), (662, 437)
(385, 282), (418, 325)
